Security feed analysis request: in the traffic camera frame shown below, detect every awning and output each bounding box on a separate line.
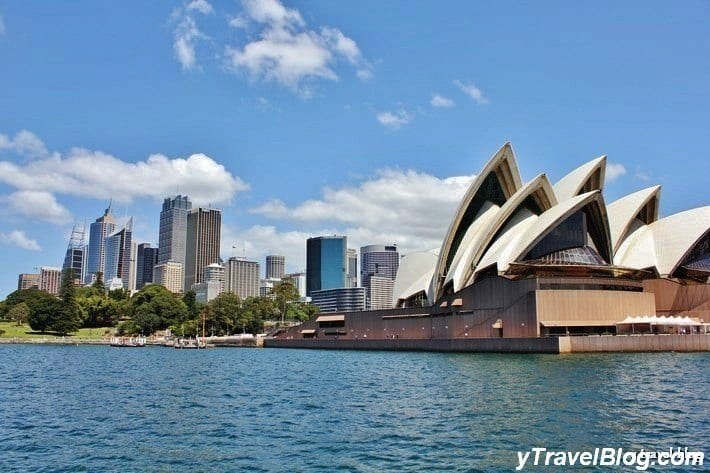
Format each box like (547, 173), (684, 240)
(315, 315), (345, 322)
(492, 319), (503, 329)
(439, 301), (448, 308)
(451, 298), (463, 307)
(541, 320), (616, 327)
(300, 329), (316, 334)
(616, 315), (702, 326)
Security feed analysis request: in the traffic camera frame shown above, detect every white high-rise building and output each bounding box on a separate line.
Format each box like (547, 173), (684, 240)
(153, 261), (184, 294)
(360, 244), (399, 310)
(225, 257), (260, 299)
(284, 272), (307, 299)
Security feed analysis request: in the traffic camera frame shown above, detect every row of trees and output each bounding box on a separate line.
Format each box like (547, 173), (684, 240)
(1, 272), (317, 337)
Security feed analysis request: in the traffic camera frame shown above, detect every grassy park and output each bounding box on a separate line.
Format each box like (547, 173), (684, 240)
(0, 321), (114, 340)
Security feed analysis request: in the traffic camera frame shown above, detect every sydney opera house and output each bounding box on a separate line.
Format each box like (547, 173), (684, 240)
(269, 143), (710, 352)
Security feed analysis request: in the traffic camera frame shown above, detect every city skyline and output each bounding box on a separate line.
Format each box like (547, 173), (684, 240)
(1, 0), (710, 298)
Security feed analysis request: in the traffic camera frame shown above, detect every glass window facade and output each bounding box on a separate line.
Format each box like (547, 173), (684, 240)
(306, 236), (346, 296)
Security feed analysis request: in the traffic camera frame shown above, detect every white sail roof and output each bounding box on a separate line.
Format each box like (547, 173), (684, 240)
(553, 156), (606, 201)
(607, 186), (661, 253)
(432, 142), (522, 300)
(615, 206), (710, 276)
(393, 249), (439, 305)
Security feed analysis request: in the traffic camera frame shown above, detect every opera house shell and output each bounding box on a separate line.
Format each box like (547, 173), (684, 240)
(271, 143), (710, 350)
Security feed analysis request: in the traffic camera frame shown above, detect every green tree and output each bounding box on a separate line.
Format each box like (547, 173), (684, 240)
(108, 288), (130, 301)
(207, 293), (242, 335)
(50, 268), (82, 335)
(240, 296), (274, 333)
(128, 285), (188, 335)
(287, 301), (319, 322)
(28, 296), (63, 333)
(79, 295), (123, 327)
(271, 278), (300, 324)
(183, 290), (200, 320)
(8, 302), (30, 326)
(92, 271), (105, 293)
(4, 288), (54, 315)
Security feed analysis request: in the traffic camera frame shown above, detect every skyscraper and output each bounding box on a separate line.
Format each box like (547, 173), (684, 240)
(306, 236), (347, 296)
(360, 244), (399, 309)
(158, 195), (191, 266)
(17, 273), (39, 290)
(136, 243), (158, 290)
(153, 261), (184, 294)
(104, 218), (134, 291)
(347, 248), (358, 288)
(63, 224), (86, 285)
(225, 257), (260, 299)
(265, 255), (285, 279)
(39, 267), (62, 295)
(85, 203), (116, 284)
(185, 207), (221, 292)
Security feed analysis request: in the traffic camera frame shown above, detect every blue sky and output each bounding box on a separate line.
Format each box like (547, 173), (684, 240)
(0, 0), (709, 298)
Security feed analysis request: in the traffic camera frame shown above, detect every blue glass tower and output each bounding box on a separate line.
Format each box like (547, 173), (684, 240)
(85, 203), (116, 284)
(306, 236), (347, 296)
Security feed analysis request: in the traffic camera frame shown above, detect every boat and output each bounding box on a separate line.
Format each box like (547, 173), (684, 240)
(173, 337), (206, 349)
(109, 336), (146, 347)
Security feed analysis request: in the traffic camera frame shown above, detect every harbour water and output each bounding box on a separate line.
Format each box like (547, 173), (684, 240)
(0, 345), (707, 472)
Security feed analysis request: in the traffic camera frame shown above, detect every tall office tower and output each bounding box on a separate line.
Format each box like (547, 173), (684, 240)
(39, 267), (62, 295)
(158, 195), (192, 265)
(225, 257), (260, 299)
(284, 272), (306, 299)
(306, 236), (347, 296)
(136, 243), (159, 290)
(63, 224), (86, 285)
(347, 248), (358, 288)
(17, 273), (39, 290)
(360, 244), (400, 309)
(265, 255), (285, 280)
(184, 207), (221, 292)
(85, 203), (116, 284)
(153, 261), (184, 294)
(104, 218), (134, 291)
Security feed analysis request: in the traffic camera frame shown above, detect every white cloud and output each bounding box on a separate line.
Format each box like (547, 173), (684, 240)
(0, 230), (41, 251)
(454, 79), (489, 104)
(222, 224), (312, 273)
(605, 162), (627, 183)
(0, 130), (249, 206)
(430, 94), (455, 108)
(171, 1), (212, 71)
(186, 0), (213, 15)
(1, 191), (72, 225)
(634, 166), (650, 182)
(250, 169), (474, 257)
(0, 129), (49, 159)
(376, 110), (411, 129)
(224, 0), (372, 95)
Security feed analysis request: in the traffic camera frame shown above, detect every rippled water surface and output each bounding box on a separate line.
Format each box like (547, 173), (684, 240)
(0, 346), (707, 472)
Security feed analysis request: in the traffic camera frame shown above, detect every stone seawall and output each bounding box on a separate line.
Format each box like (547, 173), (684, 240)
(264, 337), (560, 353)
(266, 334), (710, 353)
(561, 334), (710, 352)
